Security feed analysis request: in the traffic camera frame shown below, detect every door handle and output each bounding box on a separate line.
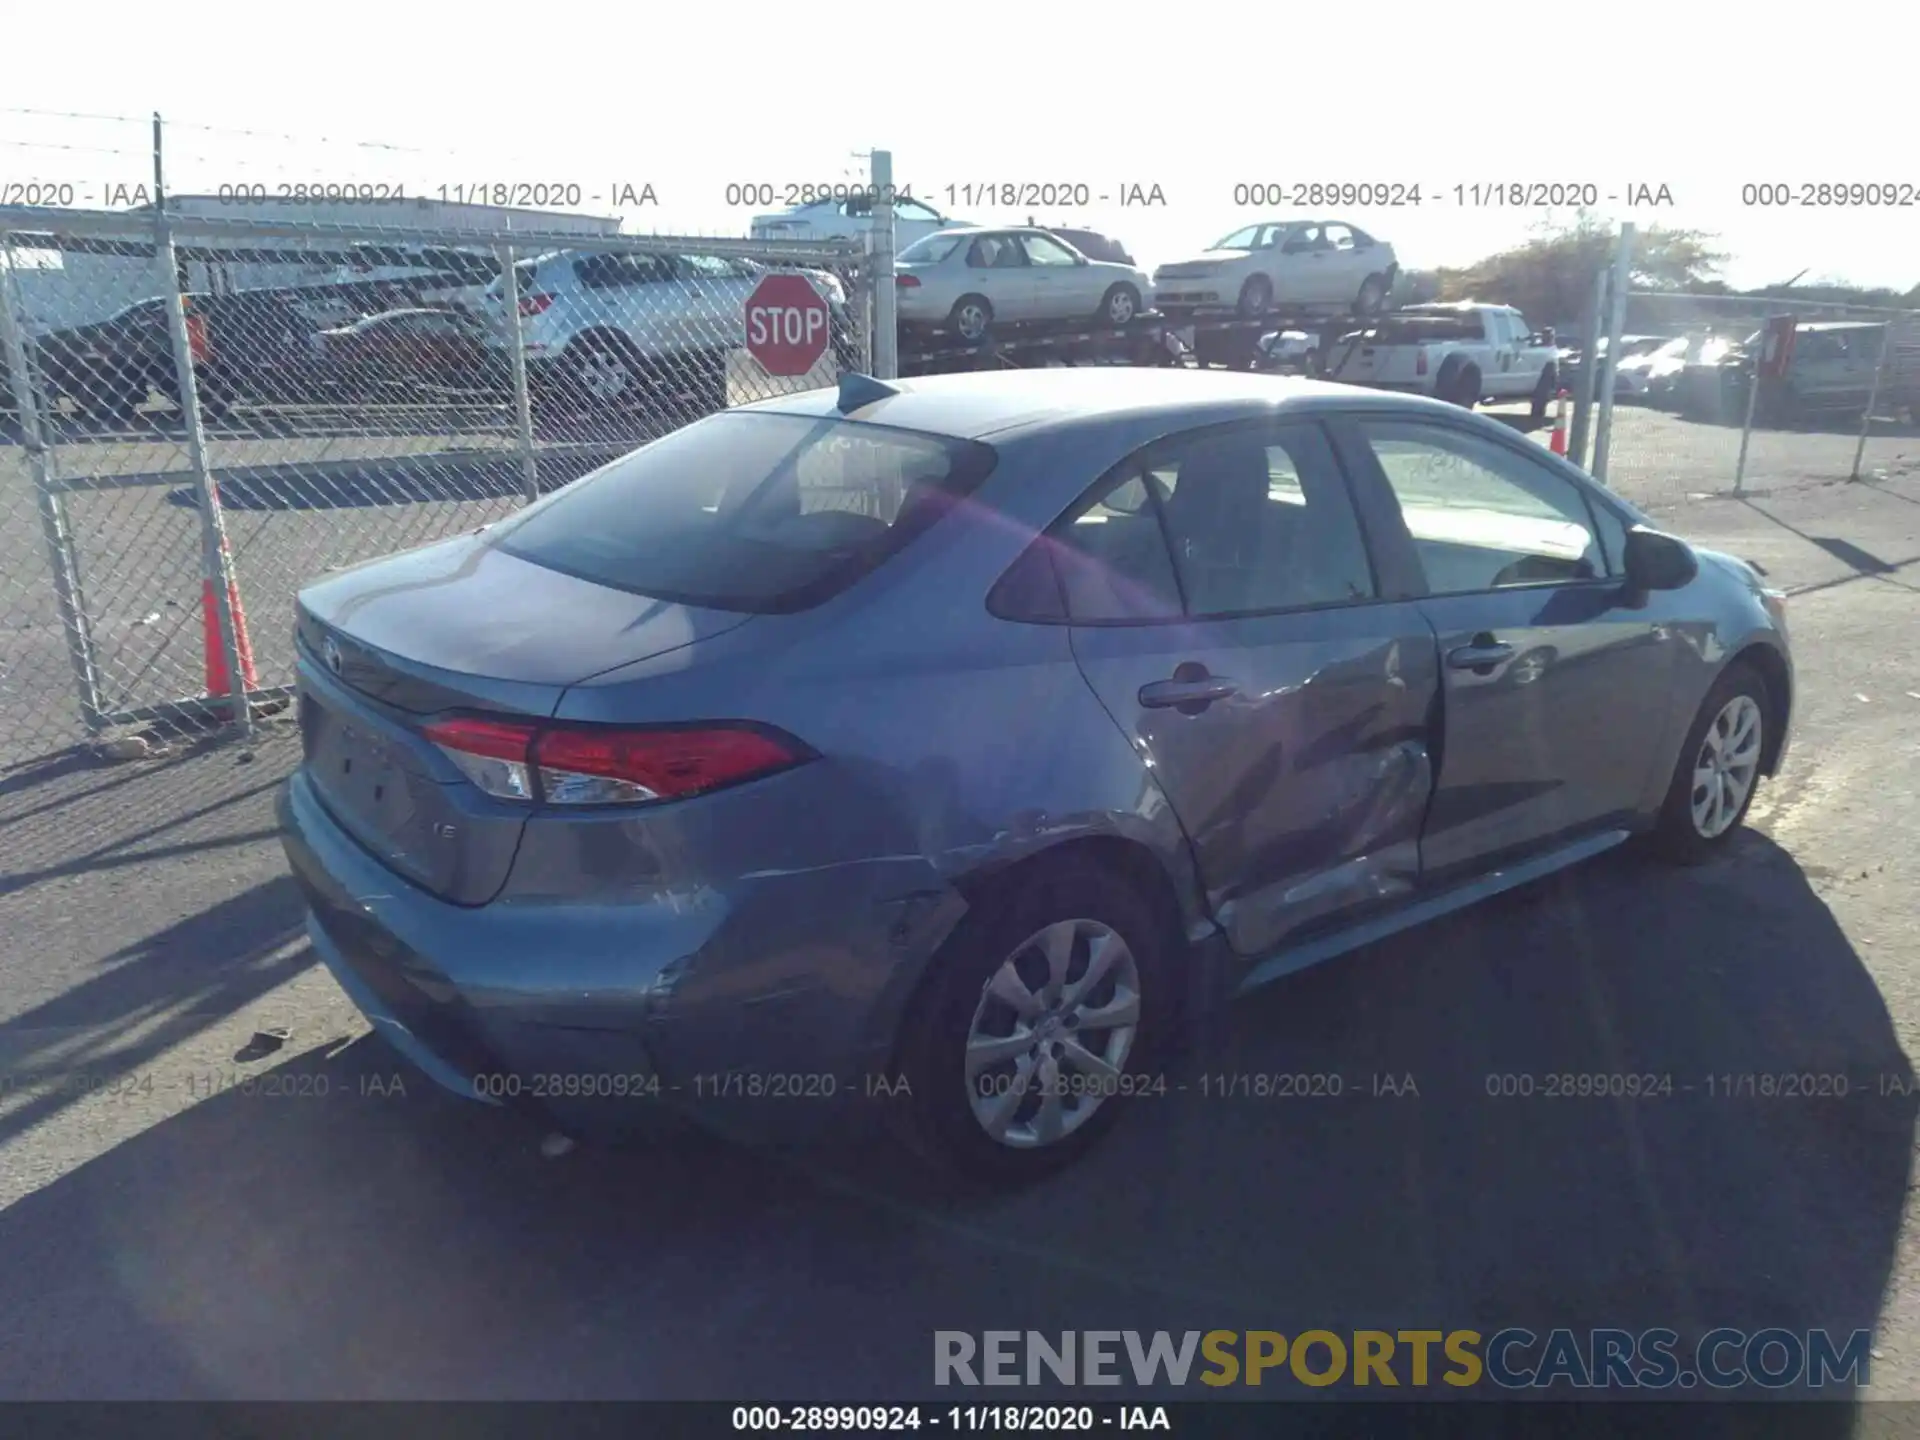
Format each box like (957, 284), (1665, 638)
(1447, 640), (1514, 671)
(1138, 676), (1238, 710)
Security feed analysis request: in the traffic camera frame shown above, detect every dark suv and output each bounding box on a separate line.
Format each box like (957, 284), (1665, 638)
(31, 289), (330, 422)
(1037, 226), (1136, 267)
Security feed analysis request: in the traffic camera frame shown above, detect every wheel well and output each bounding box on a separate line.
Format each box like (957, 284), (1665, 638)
(951, 836), (1189, 956)
(572, 326), (641, 362)
(1729, 643), (1791, 775)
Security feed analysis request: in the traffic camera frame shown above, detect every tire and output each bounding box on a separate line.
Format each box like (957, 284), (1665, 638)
(1646, 662), (1770, 865)
(1236, 274), (1274, 318)
(1436, 357), (1479, 409)
(1354, 273), (1389, 317)
(893, 858), (1172, 1187)
(568, 334), (644, 411)
(1099, 283), (1140, 327)
(1530, 366), (1557, 422)
(949, 295), (994, 343)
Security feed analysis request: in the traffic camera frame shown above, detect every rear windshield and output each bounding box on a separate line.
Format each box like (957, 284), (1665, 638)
(491, 411), (998, 613)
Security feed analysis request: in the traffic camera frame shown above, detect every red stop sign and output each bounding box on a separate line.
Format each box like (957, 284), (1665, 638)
(744, 272), (832, 377)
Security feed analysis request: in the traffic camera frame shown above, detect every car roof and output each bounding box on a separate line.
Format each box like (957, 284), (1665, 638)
(740, 367), (1472, 441)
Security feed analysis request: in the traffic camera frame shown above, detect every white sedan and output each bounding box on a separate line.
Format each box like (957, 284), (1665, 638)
(1153, 219), (1398, 321)
(895, 228), (1155, 342)
(750, 193), (967, 249)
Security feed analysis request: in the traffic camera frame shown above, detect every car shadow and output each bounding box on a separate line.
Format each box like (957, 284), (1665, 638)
(0, 833), (1903, 1413)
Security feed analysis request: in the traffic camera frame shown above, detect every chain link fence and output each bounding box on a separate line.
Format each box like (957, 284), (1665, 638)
(0, 206), (867, 787)
(1595, 290), (1920, 499)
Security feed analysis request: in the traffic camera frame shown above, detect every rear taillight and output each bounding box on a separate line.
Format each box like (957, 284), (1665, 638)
(1416, 348), (1428, 376)
(895, 274), (920, 288)
(519, 293), (553, 317)
(421, 717), (806, 807)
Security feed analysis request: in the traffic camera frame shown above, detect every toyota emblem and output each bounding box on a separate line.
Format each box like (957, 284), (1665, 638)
(323, 634), (343, 675)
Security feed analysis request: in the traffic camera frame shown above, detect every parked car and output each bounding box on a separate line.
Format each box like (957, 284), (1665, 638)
(30, 289), (329, 421)
(1677, 321), (1920, 426)
(477, 249), (848, 413)
(1033, 225), (1135, 266)
(1327, 302), (1563, 417)
(750, 193), (969, 249)
(1557, 334), (1667, 399)
(1153, 220), (1398, 322)
(1605, 334), (1679, 398)
(1255, 329), (1320, 373)
(1635, 333), (1736, 409)
(280, 367), (1793, 1183)
(894, 228), (1155, 341)
(312, 307), (506, 396)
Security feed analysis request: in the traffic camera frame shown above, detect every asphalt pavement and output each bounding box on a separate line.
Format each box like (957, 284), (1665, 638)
(0, 402), (1918, 1408)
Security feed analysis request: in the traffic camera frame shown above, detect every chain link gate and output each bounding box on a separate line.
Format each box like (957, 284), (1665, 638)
(1588, 289), (1920, 501)
(0, 206), (868, 784)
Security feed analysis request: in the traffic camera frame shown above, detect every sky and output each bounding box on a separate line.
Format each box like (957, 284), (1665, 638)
(3, 0), (1916, 293)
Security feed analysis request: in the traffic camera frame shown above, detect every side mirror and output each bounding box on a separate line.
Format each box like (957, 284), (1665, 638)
(1540, 326), (1556, 346)
(1622, 526), (1698, 596)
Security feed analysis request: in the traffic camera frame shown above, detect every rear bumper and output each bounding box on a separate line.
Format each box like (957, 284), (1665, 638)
(277, 768), (961, 1143)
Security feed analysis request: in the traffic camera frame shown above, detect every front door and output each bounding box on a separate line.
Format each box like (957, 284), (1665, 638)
(1016, 231), (1100, 323)
(1333, 414), (1678, 880)
(1054, 418), (1442, 957)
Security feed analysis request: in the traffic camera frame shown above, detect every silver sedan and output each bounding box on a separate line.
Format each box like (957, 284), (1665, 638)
(895, 227), (1154, 341)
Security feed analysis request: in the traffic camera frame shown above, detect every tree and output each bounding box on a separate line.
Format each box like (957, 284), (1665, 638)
(1432, 213), (1728, 325)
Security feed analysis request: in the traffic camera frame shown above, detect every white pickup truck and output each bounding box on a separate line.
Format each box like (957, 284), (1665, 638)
(1327, 302), (1562, 416)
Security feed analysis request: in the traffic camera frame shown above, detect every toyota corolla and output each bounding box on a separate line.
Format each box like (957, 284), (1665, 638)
(279, 368), (1792, 1183)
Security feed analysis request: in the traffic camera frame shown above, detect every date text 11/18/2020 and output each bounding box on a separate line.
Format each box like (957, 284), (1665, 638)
(732, 1406), (1172, 1432)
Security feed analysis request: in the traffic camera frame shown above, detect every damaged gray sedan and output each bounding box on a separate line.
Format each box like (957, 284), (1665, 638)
(279, 368), (1793, 1183)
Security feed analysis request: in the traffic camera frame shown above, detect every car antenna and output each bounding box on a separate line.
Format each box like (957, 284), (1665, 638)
(837, 372), (900, 412)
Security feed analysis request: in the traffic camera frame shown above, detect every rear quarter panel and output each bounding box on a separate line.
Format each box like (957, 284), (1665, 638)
(537, 421), (1219, 1089)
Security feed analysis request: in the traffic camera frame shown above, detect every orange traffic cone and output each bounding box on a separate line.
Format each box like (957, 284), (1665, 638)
(1548, 388), (1570, 456)
(202, 573), (258, 702)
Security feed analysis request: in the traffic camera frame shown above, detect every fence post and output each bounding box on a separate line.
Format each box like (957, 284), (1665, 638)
(494, 242), (541, 505)
(0, 232), (107, 736)
(157, 212), (251, 737)
(1567, 265), (1605, 467)
(1851, 319), (1895, 481)
(1731, 313), (1772, 497)
(870, 149), (898, 380)
(1589, 224), (1635, 487)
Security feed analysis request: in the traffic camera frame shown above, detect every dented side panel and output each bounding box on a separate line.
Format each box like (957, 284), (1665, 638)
(1069, 603), (1443, 958)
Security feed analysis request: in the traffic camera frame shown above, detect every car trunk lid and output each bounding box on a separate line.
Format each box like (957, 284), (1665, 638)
(295, 529), (754, 904)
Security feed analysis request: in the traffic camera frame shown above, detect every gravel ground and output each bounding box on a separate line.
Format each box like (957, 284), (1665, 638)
(0, 399), (1917, 1408)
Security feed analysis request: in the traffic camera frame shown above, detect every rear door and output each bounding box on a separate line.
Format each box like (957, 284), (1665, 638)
(571, 251), (693, 356)
(1053, 417), (1441, 957)
(961, 232), (1036, 321)
(1483, 310), (1525, 397)
(1332, 414), (1678, 880)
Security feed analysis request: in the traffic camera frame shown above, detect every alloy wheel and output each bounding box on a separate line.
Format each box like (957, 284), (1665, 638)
(578, 349), (633, 403)
(955, 303), (990, 341)
(1690, 694), (1763, 838)
(963, 918), (1141, 1150)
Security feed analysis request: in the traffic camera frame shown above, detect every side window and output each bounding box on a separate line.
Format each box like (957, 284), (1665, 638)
(1324, 224), (1355, 251)
(676, 254), (736, 280)
(1020, 234), (1080, 267)
(1155, 424), (1375, 615)
(1045, 467), (1184, 622)
(574, 254), (671, 289)
(1355, 421), (1606, 593)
